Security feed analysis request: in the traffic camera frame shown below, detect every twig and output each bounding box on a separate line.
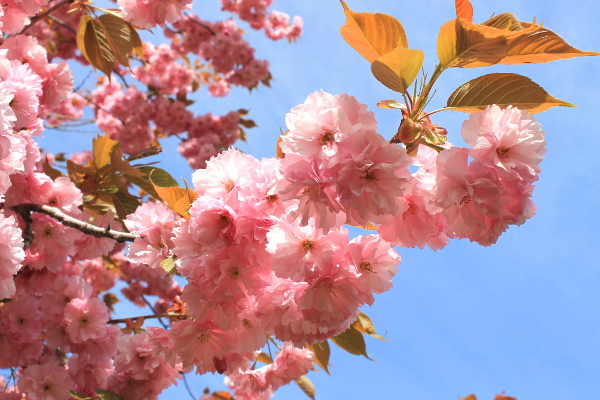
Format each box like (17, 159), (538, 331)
(108, 313), (187, 324)
(10, 203), (141, 246)
(18, 0), (74, 36)
(183, 12), (216, 35)
(47, 14), (77, 35)
(182, 373), (197, 400)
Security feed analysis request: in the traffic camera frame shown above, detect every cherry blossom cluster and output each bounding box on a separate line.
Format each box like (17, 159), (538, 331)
(379, 104), (545, 248)
(123, 94), (545, 395)
(220, 0), (303, 41)
(165, 15), (272, 90)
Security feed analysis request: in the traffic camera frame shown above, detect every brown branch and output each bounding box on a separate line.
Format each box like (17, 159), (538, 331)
(47, 14), (77, 35)
(18, 0), (74, 36)
(10, 203), (141, 246)
(109, 313), (187, 324)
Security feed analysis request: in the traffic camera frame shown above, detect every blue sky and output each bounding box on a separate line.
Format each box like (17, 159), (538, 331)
(37, 0), (600, 399)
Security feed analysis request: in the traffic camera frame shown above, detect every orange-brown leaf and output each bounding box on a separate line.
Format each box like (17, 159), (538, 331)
(307, 341), (331, 375)
(446, 72), (575, 114)
(371, 40), (424, 93)
(92, 133), (120, 170)
(331, 325), (372, 359)
(459, 395), (477, 400)
(482, 12), (525, 31)
(149, 170), (197, 219)
(437, 19), (508, 68)
(340, 0), (407, 63)
(455, 0), (473, 22)
(295, 376), (315, 400)
(500, 23), (600, 64)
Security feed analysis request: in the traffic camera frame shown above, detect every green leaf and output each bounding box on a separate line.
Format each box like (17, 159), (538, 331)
(330, 325), (373, 360)
(339, 0), (408, 63)
(160, 257), (177, 276)
(95, 388), (124, 400)
(371, 40), (424, 93)
(307, 341), (331, 375)
(143, 167), (179, 188)
(67, 390), (94, 400)
(295, 376), (316, 400)
(446, 72), (575, 114)
(111, 191), (140, 219)
(437, 18), (508, 68)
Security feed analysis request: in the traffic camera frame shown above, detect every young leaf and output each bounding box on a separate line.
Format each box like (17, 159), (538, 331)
(339, 0), (408, 63)
(330, 325), (372, 359)
(371, 40), (424, 93)
(377, 99), (405, 110)
(482, 12), (525, 31)
(307, 341), (331, 375)
(67, 390), (94, 400)
(256, 352), (274, 364)
(141, 167), (179, 188)
(93, 133), (120, 170)
(95, 388), (124, 400)
(97, 14), (134, 67)
(437, 19), (508, 68)
(160, 257), (177, 276)
(455, 0), (473, 22)
(446, 72), (575, 114)
(149, 170), (197, 219)
(295, 375), (316, 400)
(353, 312), (387, 340)
(78, 17), (118, 77)
(499, 23), (600, 64)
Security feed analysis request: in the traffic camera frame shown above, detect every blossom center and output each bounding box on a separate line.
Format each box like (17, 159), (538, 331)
(360, 261), (374, 273)
(496, 146), (511, 158)
(300, 239), (315, 252)
(320, 127), (334, 145)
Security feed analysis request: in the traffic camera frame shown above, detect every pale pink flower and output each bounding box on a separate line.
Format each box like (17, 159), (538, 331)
(63, 297), (110, 343)
(2, 60), (43, 129)
(124, 202), (177, 271)
(18, 360), (74, 400)
(0, 212), (25, 299)
(118, 0), (192, 29)
(0, 84), (16, 132)
(270, 342), (314, 387)
(461, 105), (546, 182)
(346, 235), (400, 305)
(192, 147), (260, 199)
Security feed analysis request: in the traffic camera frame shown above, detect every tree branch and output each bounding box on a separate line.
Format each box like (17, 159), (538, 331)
(18, 0), (74, 36)
(10, 203), (141, 245)
(108, 313), (187, 324)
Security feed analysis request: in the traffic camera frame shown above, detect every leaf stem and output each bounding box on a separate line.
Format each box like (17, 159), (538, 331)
(412, 63), (445, 117)
(421, 141), (446, 152)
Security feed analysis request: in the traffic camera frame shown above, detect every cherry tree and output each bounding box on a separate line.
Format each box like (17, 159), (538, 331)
(0, 0), (597, 399)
